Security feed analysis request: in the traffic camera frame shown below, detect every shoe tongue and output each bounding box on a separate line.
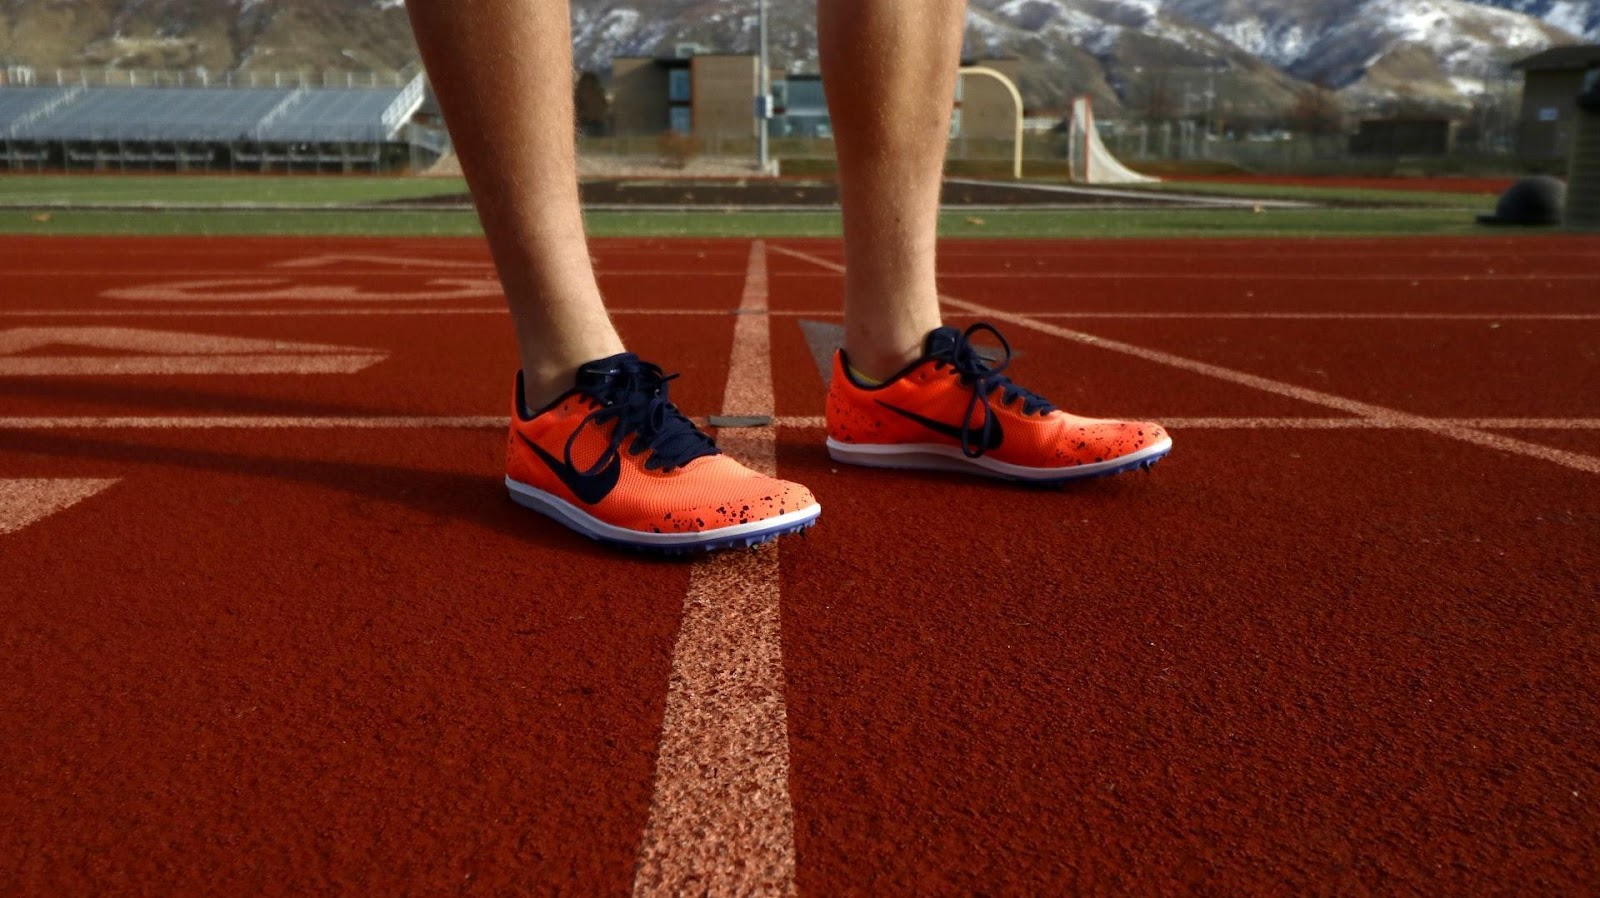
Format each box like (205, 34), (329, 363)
(574, 352), (643, 397)
(923, 326), (964, 361)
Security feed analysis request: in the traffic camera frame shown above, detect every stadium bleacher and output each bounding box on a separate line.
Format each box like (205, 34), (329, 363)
(0, 74), (429, 171)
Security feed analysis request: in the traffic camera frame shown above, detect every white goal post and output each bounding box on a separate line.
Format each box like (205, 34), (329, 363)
(957, 65), (1024, 180)
(1069, 96), (1159, 185)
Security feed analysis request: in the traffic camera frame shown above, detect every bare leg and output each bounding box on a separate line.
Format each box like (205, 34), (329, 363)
(406, 0), (623, 408)
(818, 0), (967, 380)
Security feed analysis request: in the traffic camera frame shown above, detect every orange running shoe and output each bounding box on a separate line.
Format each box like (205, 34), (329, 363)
(506, 353), (819, 553)
(826, 324), (1171, 483)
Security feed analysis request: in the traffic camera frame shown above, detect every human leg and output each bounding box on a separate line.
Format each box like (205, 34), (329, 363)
(817, 1), (1173, 480)
(407, 1), (819, 550)
(407, 0), (621, 410)
(817, 0), (965, 381)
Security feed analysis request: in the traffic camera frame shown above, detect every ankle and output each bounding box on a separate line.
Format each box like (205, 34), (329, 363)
(516, 318), (626, 406)
(842, 328), (935, 383)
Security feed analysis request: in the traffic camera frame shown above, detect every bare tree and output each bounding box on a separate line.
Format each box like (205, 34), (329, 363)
(1141, 70), (1178, 122)
(1287, 84), (1346, 136)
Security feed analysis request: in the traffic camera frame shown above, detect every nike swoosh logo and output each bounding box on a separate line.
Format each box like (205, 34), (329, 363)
(876, 400), (1004, 451)
(518, 432), (622, 505)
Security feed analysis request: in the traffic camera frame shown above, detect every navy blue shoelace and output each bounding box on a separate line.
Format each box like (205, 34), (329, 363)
(933, 323), (1057, 458)
(566, 356), (720, 475)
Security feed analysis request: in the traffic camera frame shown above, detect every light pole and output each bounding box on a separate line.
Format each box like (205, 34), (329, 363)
(757, 0), (771, 174)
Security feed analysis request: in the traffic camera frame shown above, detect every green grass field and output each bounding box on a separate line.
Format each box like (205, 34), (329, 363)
(0, 173), (1502, 239)
(0, 174), (465, 206)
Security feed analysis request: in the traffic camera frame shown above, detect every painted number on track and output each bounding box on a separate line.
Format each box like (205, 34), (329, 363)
(0, 479), (119, 536)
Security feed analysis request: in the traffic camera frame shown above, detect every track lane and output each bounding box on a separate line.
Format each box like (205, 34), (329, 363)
(777, 426), (1600, 895)
(0, 427), (688, 895)
(4, 233), (1599, 895)
(0, 316), (735, 419)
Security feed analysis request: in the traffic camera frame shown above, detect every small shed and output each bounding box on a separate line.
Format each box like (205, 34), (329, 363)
(1512, 44), (1600, 160)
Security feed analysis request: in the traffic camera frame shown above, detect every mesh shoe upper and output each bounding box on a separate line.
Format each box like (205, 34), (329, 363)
(508, 354), (817, 535)
(826, 324), (1169, 470)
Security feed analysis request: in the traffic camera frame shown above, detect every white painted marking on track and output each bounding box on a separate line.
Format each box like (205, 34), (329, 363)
(1, 308), (511, 318)
(4, 308), (1596, 322)
(103, 278), (502, 303)
(0, 327), (387, 377)
(1, 267), (736, 278)
(634, 240), (798, 897)
(915, 272), (1600, 282)
(0, 416), (507, 429)
(1021, 312), (1600, 321)
(0, 479), (119, 536)
(272, 253), (490, 270)
(770, 244), (1600, 475)
(2, 415), (1599, 431)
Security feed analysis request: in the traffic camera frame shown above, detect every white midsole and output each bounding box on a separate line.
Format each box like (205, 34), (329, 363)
(825, 435), (1172, 481)
(505, 476), (820, 546)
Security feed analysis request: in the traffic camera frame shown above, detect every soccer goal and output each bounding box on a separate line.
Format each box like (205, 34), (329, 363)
(1068, 96), (1159, 185)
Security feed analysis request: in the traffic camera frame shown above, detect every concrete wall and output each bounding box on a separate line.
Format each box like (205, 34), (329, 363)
(611, 57), (668, 135)
(1349, 119), (1456, 156)
(1519, 70), (1586, 160)
(691, 55), (758, 141)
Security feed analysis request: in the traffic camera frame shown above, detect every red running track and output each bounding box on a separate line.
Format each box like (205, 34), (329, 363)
(1, 234), (1597, 894)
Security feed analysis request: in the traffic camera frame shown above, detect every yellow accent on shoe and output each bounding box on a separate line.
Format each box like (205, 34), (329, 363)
(846, 362), (884, 386)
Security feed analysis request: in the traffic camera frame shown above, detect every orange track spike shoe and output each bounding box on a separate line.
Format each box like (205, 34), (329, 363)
(506, 353), (819, 553)
(826, 324), (1171, 483)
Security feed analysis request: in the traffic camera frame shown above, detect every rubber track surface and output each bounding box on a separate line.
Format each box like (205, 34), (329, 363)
(1, 234), (1597, 894)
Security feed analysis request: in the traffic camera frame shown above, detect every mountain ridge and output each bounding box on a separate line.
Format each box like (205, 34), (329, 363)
(0, 0), (1593, 117)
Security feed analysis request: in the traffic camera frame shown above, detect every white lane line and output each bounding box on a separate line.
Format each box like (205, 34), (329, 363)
(0, 478), (119, 536)
(0, 327), (371, 355)
(103, 278), (504, 303)
(0, 308), (727, 318)
(0, 416), (510, 429)
(0, 326), (388, 377)
(5, 269), (741, 278)
(3, 415), (1599, 432)
(0, 356), (385, 376)
(769, 310), (1600, 322)
(918, 272), (1600, 282)
(1020, 312), (1600, 321)
(12, 307), (1587, 322)
(775, 416), (1600, 430)
(770, 244), (1600, 475)
(634, 240), (797, 897)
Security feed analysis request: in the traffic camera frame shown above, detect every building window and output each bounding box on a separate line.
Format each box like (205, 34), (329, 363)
(669, 106), (692, 135)
(668, 69), (691, 103)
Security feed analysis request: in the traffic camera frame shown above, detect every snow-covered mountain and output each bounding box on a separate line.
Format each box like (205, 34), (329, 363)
(1477, 0), (1599, 40)
(1156, 0), (1579, 106)
(0, 0), (1592, 115)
